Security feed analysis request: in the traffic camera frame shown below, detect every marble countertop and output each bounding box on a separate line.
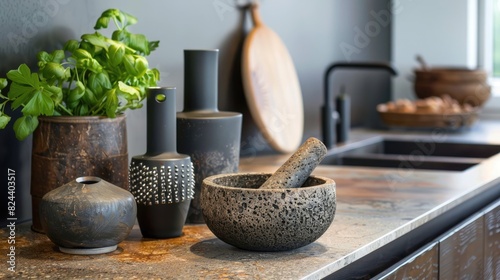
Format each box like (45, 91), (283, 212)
(2, 120), (500, 279)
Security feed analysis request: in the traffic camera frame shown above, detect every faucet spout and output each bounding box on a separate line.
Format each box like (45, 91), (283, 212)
(321, 62), (398, 149)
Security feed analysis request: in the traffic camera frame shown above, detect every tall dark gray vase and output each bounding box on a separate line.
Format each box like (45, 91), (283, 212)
(130, 87), (195, 238)
(177, 49), (242, 224)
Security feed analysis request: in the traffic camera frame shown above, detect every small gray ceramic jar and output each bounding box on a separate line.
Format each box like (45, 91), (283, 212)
(40, 176), (137, 254)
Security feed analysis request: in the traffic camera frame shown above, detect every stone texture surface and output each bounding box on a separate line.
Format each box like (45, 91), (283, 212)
(1, 121), (500, 279)
(201, 173), (336, 251)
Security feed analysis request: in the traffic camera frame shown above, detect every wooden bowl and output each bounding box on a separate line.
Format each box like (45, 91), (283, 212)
(414, 82), (491, 107)
(414, 68), (487, 83)
(377, 108), (478, 129)
(413, 67), (490, 107)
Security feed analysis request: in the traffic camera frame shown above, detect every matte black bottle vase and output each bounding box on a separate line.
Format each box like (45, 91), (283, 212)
(130, 87), (195, 238)
(177, 49), (242, 224)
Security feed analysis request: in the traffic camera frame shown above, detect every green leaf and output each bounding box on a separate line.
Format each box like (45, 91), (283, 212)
(96, 9), (139, 30)
(13, 115), (39, 141)
(94, 16), (110, 29)
(123, 54), (139, 76)
(21, 90), (54, 116)
(39, 49), (63, 62)
(127, 33), (150, 55)
(42, 62), (66, 79)
(75, 80), (85, 91)
(88, 72), (111, 96)
(72, 48), (93, 60)
(105, 89), (118, 118)
(122, 55), (152, 78)
(37, 51), (51, 63)
(67, 100), (79, 110)
(0, 114), (11, 129)
(77, 104), (89, 116)
(79, 41), (96, 56)
(108, 43), (125, 66)
(64, 39), (80, 53)
(143, 68), (160, 87)
(149, 40), (160, 53)
(76, 58), (103, 73)
(44, 85), (63, 105)
(135, 56), (149, 77)
(113, 31), (151, 55)
(7, 64), (39, 87)
(81, 32), (109, 51)
(117, 81), (140, 99)
(115, 10), (126, 25)
(0, 78), (7, 90)
(67, 81), (85, 103)
(101, 9), (120, 20)
(82, 87), (97, 106)
(9, 83), (36, 109)
(51, 50), (65, 63)
(121, 11), (138, 28)
(112, 30), (127, 44)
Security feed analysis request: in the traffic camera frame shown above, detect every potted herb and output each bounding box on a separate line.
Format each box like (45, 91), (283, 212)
(0, 8), (159, 140)
(0, 8), (160, 232)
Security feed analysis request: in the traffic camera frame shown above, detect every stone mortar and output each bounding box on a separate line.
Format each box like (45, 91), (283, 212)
(201, 173), (336, 251)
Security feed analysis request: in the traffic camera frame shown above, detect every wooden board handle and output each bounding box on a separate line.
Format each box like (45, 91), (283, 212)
(250, 3), (263, 26)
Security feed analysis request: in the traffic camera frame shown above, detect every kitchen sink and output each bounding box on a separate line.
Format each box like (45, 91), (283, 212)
(321, 137), (500, 171)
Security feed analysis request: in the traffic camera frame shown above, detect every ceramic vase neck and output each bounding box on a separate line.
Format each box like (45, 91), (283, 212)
(183, 49), (219, 112)
(146, 87), (177, 155)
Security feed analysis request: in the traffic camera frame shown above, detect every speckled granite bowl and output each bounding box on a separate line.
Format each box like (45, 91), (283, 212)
(201, 173), (336, 251)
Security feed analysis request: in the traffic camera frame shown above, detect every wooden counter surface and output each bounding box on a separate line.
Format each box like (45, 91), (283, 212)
(2, 121), (500, 279)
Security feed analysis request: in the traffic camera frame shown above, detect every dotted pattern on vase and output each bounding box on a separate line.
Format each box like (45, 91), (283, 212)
(129, 161), (195, 205)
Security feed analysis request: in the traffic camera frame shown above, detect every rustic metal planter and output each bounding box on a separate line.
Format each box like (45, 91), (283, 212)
(31, 115), (129, 233)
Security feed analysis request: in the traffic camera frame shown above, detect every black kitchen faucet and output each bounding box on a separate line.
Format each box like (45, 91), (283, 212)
(322, 62), (397, 149)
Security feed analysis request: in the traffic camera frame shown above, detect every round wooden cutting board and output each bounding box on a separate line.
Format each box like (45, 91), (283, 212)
(242, 4), (304, 153)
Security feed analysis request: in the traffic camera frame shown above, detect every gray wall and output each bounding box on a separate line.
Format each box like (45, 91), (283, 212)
(0, 0), (391, 224)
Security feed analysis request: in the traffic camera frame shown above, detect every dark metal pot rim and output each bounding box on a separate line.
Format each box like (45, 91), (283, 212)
(38, 114), (126, 123)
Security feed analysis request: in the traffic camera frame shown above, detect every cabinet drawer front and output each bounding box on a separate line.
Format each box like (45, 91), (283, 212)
(439, 213), (484, 280)
(484, 202), (500, 280)
(375, 242), (439, 280)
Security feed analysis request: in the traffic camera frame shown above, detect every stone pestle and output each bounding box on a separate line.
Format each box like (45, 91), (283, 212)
(259, 137), (328, 189)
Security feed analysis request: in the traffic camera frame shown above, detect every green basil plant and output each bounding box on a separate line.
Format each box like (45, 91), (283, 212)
(0, 9), (160, 140)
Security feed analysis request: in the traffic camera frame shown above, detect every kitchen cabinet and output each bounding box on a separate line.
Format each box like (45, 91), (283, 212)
(439, 212), (484, 279)
(484, 201), (500, 279)
(374, 242), (439, 280)
(375, 199), (500, 280)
